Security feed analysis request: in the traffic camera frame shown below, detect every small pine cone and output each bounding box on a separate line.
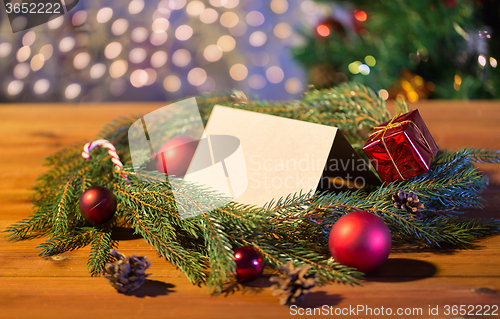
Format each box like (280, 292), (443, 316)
(270, 261), (317, 305)
(103, 249), (151, 293)
(392, 190), (425, 218)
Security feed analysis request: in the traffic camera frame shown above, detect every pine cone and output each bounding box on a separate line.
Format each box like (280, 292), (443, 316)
(392, 190), (424, 218)
(270, 261), (317, 305)
(103, 249), (151, 293)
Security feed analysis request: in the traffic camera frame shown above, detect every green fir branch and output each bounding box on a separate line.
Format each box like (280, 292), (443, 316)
(4, 83), (500, 293)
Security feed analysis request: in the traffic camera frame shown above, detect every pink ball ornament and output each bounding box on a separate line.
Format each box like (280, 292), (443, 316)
(328, 211), (392, 273)
(155, 136), (198, 177)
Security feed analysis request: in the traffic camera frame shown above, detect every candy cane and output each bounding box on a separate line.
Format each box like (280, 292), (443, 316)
(82, 139), (130, 183)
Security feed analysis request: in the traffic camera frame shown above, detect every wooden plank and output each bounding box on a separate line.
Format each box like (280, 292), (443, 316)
(1, 102), (500, 318)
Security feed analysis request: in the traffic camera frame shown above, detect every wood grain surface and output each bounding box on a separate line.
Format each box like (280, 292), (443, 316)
(1, 101), (500, 319)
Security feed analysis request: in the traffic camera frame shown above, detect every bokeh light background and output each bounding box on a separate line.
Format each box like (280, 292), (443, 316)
(0, 0), (330, 102)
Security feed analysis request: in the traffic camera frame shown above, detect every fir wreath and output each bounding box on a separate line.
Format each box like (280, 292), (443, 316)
(4, 83), (500, 293)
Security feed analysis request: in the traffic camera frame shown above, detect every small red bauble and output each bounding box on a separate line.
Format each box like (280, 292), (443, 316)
(155, 136), (198, 177)
(234, 246), (265, 282)
(328, 211), (392, 273)
(79, 186), (117, 225)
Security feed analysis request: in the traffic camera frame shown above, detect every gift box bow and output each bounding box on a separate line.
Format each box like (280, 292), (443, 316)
(368, 110), (437, 181)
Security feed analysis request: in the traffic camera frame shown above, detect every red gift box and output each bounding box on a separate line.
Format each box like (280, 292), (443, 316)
(362, 109), (438, 183)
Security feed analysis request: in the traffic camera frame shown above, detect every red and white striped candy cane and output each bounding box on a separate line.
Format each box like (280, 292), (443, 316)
(82, 139), (130, 183)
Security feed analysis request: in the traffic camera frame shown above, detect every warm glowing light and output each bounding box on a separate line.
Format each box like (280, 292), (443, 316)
(39, 44), (53, 60)
(175, 25), (193, 41)
(354, 10), (367, 22)
(145, 68), (157, 85)
(348, 61), (361, 74)
(73, 52), (90, 70)
(48, 16), (64, 29)
(220, 12), (239, 28)
(130, 69), (149, 88)
(22, 31), (36, 47)
(454, 74), (462, 85)
(129, 0), (145, 14)
(490, 57), (497, 68)
(97, 7), (113, 23)
(112, 19), (129, 36)
(150, 31), (168, 46)
(453, 82), (460, 91)
(163, 75), (182, 92)
(316, 25), (330, 37)
(7, 80), (24, 95)
(200, 8), (218, 24)
(90, 63), (106, 79)
(478, 54), (487, 67)
(285, 78), (302, 94)
(186, 1), (205, 15)
(378, 89), (389, 100)
(169, 0), (187, 10)
(223, 0), (239, 9)
(172, 49), (191, 67)
(0, 42), (12, 58)
(407, 91), (419, 102)
(249, 31), (267, 47)
(229, 64), (248, 81)
(72, 10), (87, 26)
(104, 42), (122, 60)
(274, 22), (292, 39)
(203, 45), (223, 62)
(414, 75), (424, 87)
(217, 35), (236, 52)
(401, 80), (412, 92)
(152, 17), (170, 32)
(300, 1), (318, 15)
(13, 63), (30, 79)
(131, 27), (149, 43)
(151, 51), (168, 68)
(59, 37), (76, 53)
(266, 66), (284, 83)
(34, 79), (50, 94)
(246, 11), (264, 26)
(109, 60), (128, 78)
(270, 0), (288, 14)
(209, 0), (226, 7)
(65, 83), (82, 100)
(365, 55), (376, 67)
(187, 67), (207, 86)
(16, 46), (31, 63)
(129, 48), (147, 64)
(248, 74), (266, 89)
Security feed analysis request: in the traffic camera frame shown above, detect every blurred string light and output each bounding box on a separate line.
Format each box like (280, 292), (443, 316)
(1, 0), (307, 101)
(353, 10), (367, 22)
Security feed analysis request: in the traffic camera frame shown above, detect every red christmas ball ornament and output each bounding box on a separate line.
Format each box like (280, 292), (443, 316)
(234, 246), (265, 282)
(328, 211), (391, 273)
(79, 186), (117, 225)
(155, 136), (198, 177)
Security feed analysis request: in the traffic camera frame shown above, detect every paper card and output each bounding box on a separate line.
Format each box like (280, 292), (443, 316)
(186, 105), (380, 207)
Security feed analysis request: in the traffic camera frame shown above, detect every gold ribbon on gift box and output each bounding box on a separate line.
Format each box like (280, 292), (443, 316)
(369, 112), (433, 181)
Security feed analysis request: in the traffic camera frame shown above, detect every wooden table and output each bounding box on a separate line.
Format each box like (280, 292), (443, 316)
(1, 101), (499, 318)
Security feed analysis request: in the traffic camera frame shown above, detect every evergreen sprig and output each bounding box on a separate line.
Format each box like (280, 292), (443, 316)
(4, 83), (500, 293)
